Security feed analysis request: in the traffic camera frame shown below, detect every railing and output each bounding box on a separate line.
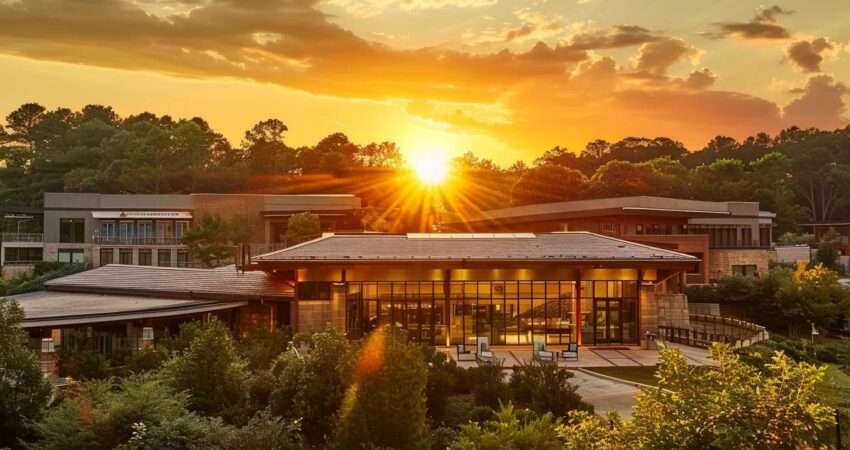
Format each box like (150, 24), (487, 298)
(658, 314), (768, 349)
(1, 232), (44, 242)
(93, 235), (184, 245)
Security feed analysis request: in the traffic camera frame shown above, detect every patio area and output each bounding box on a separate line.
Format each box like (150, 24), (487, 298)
(440, 342), (714, 369)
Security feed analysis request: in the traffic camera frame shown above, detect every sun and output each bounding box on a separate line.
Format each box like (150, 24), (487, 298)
(408, 147), (451, 186)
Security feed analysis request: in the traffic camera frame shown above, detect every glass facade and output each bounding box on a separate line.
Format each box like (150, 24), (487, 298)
(345, 279), (639, 346)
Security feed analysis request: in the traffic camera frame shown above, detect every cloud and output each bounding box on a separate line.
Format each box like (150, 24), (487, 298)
(682, 68), (716, 90)
(0, 0), (846, 155)
(325, 0), (495, 18)
(783, 75), (848, 129)
(786, 37), (834, 72)
(707, 5), (793, 40)
(631, 38), (698, 77)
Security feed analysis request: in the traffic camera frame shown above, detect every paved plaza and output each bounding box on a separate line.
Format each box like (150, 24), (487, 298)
(442, 342), (714, 369)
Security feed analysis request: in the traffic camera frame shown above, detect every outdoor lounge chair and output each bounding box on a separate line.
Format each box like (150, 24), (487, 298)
(560, 343), (579, 361)
(532, 340), (555, 363)
(456, 342), (476, 362)
(476, 337), (498, 365)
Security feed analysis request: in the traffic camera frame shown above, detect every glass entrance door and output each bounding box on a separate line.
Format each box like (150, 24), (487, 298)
(594, 299), (623, 344)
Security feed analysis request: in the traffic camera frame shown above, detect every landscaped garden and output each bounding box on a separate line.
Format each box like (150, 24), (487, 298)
(1, 294), (843, 450)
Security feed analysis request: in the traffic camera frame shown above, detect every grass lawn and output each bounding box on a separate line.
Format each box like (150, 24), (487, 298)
(585, 366), (659, 386)
(817, 364), (850, 446)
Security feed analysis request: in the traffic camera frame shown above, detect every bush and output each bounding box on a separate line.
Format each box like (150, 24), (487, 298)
(163, 318), (248, 423)
(28, 374), (191, 450)
(238, 326), (290, 371)
(466, 364), (510, 409)
(334, 326), (430, 450)
(509, 361), (593, 417)
(127, 347), (169, 374)
(270, 328), (350, 445)
(442, 395), (494, 428)
(58, 348), (111, 380)
(420, 345), (465, 424)
(453, 404), (562, 450)
(0, 298), (52, 448)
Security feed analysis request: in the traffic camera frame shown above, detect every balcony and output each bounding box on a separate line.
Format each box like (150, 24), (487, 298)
(93, 233), (184, 246)
(1, 232), (44, 243)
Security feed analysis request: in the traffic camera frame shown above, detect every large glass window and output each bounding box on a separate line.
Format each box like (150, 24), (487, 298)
(119, 248), (133, 265)
(100, 248), (114, 265)
(5, 247), (43, 263)
(157, 249), (171, 267)
(58, 249), (84, 264)
(176, 250), (189, 268)
(138, 249), (152, 266)
(346, 280), (584, 346)
(60, 219), (85, 243)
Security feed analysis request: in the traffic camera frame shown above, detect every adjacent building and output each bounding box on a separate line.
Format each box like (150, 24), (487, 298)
(1, 192), (362, 269)
(443, 196), (775, 283)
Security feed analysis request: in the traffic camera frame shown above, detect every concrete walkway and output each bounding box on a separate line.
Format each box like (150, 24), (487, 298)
(441, 342), (713, 369)
(569, 369), (643, 418)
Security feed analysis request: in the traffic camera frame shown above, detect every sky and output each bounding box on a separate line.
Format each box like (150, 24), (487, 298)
(0, 0), (848, 165)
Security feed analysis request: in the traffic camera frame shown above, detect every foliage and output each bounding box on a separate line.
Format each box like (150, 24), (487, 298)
(466, 363), (510, 409)
(285, 212), (321, 246)
(441, 395), (495, 428)
(269, 328), (351, 445)
(509, 361), (593, 417)
(57, 347), (112, 380)
(511, 165), (586, 205)
(777, 232), (817, 246)
(163, 318), (248, 422)
(238, 326), (291, 371)
(0, 263), (87, 296)
(560, 344), (835, 450)
(334, 326), (430, 450)
(815, 228), (842, 269)
(420, 345), (465, 424)
(685, 265), (850, 334)
(181, 215), (233, 268)
(27, 374), (190, 450)
(0, 298), (52, 449)
(453, 404), (563, 450)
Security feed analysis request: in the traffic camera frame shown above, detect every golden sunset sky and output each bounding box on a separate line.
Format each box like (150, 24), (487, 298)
(1, 0), (848, 164)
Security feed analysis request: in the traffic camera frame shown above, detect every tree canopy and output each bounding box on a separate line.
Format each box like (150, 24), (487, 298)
(3, 102), (850, 233)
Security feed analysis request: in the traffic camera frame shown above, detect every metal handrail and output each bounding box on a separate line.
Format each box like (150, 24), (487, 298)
(92, 235), (184, 245)
(1, 232), (44, 242)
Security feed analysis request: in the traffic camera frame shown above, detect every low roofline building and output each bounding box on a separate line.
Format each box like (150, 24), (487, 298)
(443, 196), (775, 283)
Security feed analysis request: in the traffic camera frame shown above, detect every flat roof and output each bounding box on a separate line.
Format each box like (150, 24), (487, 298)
(45, 264), (294, 300)
(43, 192), (361, 212)
(252, 232), (699, 265)
(446, 196), (772, 226)
(13, 290), (247, 329)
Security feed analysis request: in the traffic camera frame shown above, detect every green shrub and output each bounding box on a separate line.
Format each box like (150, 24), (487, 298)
(270, 328), (350, 445)
(466, 364), (510, 409)
(127, 347), (169, 374)
(238, 326), (291, 371)
(163, 318), (248, 423)
(454, 404), (562, 450)
(334, 326), (430, 450)
(509, 361), (593, 417)
(58, 348), (111, 380)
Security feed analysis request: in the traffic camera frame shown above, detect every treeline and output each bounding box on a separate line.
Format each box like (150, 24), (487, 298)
(2, 103), (850, 233)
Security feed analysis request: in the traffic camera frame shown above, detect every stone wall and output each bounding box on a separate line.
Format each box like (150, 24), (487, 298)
(708, 249), (770, 281)
(655, 293), (690, 329)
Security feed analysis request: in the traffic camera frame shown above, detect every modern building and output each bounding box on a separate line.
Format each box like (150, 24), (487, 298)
(250, 232), (699, 347)
(443, 196), (775, 283)
(18, 231), (698, 373)
(1, 192), (362, 269)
